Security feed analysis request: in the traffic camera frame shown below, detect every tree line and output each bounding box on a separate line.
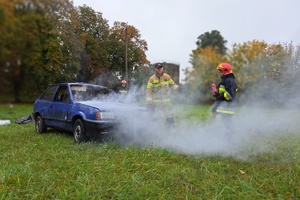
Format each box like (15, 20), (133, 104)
(183, 31), (300, 107)
(1, 1), (299, 106)
(0, 0), (149, 102)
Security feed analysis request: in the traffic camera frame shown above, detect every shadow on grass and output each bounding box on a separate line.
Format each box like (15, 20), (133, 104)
(43, 128), (117, 144)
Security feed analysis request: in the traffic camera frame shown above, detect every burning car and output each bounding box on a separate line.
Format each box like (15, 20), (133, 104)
(32, 82), (146, 143)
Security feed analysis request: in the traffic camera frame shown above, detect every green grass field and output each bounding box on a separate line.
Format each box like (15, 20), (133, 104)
(0, 104), (299, 199)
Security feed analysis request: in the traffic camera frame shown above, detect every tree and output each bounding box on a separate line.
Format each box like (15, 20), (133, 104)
(186, 32), (300, 105)
(221, 40), (300, 107)
(108, 21), (149, 87)
(227, 40), (269, 91)
(184, 30), (228, 103)
(0, 1), (152, 102)
(185, 46), (225, 103)
(75, 5), (110, 83)
(0, 0), (80, 102)
(196, 30), (227, 55)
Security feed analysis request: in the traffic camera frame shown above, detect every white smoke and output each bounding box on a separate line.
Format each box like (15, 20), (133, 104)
(105, 78), (300, 161)
(90, 56), (300, 161)
(113, 101), (300, 161)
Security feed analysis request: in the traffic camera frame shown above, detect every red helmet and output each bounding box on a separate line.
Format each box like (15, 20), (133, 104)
(121, 80), (126, 84)
(216, 62), (233, 75)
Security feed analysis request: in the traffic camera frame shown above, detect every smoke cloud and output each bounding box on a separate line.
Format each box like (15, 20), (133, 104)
(114, 101), (299, 161)
(93, 60), (300, 161)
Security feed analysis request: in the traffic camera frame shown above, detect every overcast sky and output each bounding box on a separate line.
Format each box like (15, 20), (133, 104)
(72, 0), (300, 82)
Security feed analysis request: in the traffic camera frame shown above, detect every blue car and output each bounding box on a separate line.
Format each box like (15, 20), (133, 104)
(32, 83), (146, 143)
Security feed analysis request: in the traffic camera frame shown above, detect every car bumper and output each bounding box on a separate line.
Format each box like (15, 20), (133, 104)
(83, 119), (117, 136)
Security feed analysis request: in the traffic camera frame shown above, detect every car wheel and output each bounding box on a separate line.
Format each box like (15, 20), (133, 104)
(73, 119), (86, 143)
(36, 115), (47, 134)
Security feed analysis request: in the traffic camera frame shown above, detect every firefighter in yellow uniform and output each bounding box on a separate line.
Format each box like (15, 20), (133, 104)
(146, 63), (179, 127)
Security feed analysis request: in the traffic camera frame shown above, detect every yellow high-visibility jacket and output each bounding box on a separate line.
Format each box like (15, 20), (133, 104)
(146, 73), (178, 104)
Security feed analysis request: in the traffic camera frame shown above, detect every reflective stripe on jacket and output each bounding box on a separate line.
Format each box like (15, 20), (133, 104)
(218, 84), (236, 101)
(146, 73), (178, 104)
(119, 89), (127, 94)
(215, 73), (237, 115)
(216, 103), (235, 114)
(117, 86), (127, 95)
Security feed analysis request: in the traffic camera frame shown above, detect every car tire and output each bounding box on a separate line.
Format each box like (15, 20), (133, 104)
(36, 115), (47, 134)
(73, 119), (86, 143)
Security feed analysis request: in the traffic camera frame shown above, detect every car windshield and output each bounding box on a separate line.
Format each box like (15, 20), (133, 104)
(71, 85), (116, 101)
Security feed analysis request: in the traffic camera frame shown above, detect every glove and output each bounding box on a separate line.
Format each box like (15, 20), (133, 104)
(214, 92), (224, 100)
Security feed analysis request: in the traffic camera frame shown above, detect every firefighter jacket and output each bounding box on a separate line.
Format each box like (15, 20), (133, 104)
(212, 73), (237, 115)
(146, 72), (178, 105)
(117, 86), (128, 95)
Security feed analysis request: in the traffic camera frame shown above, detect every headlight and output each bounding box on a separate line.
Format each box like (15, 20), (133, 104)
(96, 111), (114, 120)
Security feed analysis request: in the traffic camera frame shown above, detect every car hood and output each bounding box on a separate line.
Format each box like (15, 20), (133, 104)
(77, 101), (146, 112)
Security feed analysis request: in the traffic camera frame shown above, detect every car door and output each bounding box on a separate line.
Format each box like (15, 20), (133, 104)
(48, 85), (72, 130)
(36, 85), (58, 126)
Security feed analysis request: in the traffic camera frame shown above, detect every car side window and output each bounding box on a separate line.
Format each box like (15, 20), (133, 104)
(54, 85), (70, 102)
(39, 86), (57, 101)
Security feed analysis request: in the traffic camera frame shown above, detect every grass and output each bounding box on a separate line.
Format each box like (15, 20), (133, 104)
(0, 104), (299, 199)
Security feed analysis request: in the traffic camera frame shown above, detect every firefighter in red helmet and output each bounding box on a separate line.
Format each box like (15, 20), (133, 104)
(211, 62), (238, 135)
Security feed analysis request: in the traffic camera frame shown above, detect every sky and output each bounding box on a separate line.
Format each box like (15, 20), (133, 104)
(72, 0), (300, 82)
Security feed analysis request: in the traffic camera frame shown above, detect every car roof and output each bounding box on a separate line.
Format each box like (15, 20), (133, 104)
(49, 82), (109, 89)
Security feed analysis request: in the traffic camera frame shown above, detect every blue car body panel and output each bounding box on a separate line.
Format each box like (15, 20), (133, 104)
(32, 83), (145, 138)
